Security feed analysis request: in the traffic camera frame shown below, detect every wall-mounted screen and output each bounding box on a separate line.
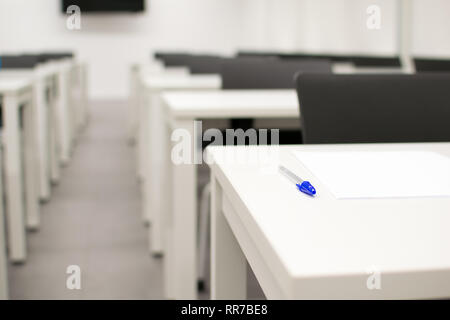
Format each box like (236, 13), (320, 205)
(62, 0), (145, 13)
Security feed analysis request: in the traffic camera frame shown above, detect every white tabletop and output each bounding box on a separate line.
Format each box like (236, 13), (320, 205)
(162, 89), (299, 119)
(0, 78), (32, 94)
(141, 73), (221, 90)
(38, 62), (60, 77)
(207, 143), (450, 299)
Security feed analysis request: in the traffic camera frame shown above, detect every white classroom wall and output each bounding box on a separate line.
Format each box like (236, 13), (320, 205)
(240, 0), (399, 55)
(411, 0), (450, 58)
(0, 0), (246, 99)
(1, 0), (450, 99)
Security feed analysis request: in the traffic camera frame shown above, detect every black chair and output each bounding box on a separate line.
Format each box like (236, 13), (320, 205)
(0, 52), (74, 69)
(221, 57), (331, 89)
(414, 58), (450, 72)
(236, 51), (280, 59)
(153, 52), (224, 74)
(295, 73), (450, 144)
(154, 51), (188, 61)
(237, 51), (401, 68)
(347, 56), (401, 68)
(219, 57), (332, 144)
(0, 55), (41, 69)
(155, 53), (192, 67)
(186, 55), (224, 74)
(40, 52), (74, 61)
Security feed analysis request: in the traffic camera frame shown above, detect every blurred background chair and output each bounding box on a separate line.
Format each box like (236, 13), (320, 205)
(414, 58), (450, 72)
(296, 73), (450, 144)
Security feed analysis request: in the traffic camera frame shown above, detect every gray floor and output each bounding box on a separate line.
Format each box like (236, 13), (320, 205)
(8, 100), (264, 300)
(9, 100), (163, 299)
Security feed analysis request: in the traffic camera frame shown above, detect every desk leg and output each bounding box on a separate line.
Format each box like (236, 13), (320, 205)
(57, 68), (71, 165)
(77, 64), (88, 128)
(34, 78), (51, 201)
(23, 97), (40, 229)
(162, 112), (174, 298)
(0, 153), (8, 299)
(68, 66), (77, 145)
(3, 93), (27, 262)
(74, 66), (82, 135)
(128, 66), (138, 144)
(137, 84), (145, 181)
(141, 89), (150, 224)
(149, 94), (168, 254)
(49, 89), (60, 184)
(211, 175), (247, 299)
(165, 119), (197, 299)
(82, 64), (89, 126)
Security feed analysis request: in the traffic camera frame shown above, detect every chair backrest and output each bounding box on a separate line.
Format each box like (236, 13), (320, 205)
(237, 51), (401, 67)
(154, 51), (187, 60)
(0, 55), (41, 69)
(221, 57), (332, 89)
(40, 52), (74, 61)
(414, 58), (450, 72)
(347, 56), (401, 67)
(236, 51), (280, 59)
(153, 53), (223, 74)
(186, 55), (224, 74)
(156, 53), (192, 67)
(296, 73), (450, 144)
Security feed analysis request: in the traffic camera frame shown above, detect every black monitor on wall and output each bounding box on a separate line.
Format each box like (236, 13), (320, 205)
(62, 0), (145, 13)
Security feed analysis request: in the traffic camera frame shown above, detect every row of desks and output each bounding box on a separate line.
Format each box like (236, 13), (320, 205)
(160, 90), (298, 299)
(132, 61), (298, 299)
(0, 58), (88, 299)
(133, 60), (450, 299)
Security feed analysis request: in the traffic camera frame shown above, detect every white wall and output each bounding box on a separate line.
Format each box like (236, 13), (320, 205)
(411, 0), (450, 58)
(240, 0), (399, 55)
(2, 0), (449, 99)
(0, 0), (246, 99)
(240, 0), (450, 58)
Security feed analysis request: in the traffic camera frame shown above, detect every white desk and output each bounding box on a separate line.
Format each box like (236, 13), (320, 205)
(48, 58), (80, 182)
(71, 61), (89, 137)
(139, 74), (221, 234)
(0, 147), (7, 299)
(133, 65), (191, 176)
(46, 62), (62, 185)
(0, 78), (37, 262)
(129, 61), (190, 144)
(128, 60), (189, 144)
(55, 59), (75, 165)
(207, 143), (450, 299)
(0, 63), (58, 202)
(161, 90), (298, 299)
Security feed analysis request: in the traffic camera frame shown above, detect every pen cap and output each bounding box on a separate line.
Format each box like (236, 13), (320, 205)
(296, 181), (316, 196)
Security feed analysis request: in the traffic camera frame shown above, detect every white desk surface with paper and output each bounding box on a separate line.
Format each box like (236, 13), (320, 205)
(294, 150), (450, 199)
(207, 143), (450, 299)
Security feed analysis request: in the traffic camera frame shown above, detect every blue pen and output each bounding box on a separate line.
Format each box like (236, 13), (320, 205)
(279, 165), (316, 196)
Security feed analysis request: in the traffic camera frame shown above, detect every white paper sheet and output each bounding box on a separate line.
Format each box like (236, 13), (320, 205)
(293, 151), (450, 199)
